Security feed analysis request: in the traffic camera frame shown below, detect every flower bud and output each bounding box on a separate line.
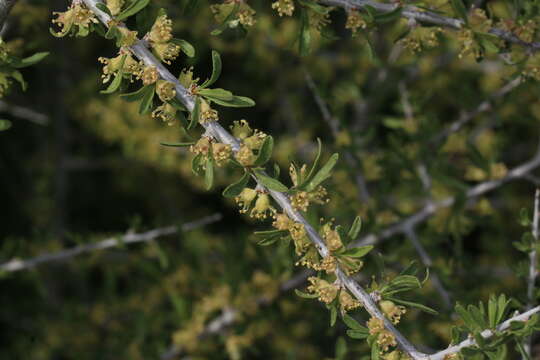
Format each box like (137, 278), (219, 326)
(156, 80), (176, 102)
(230, 120), (253, 140)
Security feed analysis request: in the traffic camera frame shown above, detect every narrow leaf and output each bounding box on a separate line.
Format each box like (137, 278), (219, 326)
(295, 289), (318, 299)
(201, 50), (222, 88)
(205, 157), (214, 190)
(171, 38), (195, 58)
(253, 136), (274, 167)
(305, 153), (339, 192)
(223, 172), (250, 198)
(11, 52), (49, 68)
(117, 0), (150, 21)
(348, 216), (362, 240)
(254, 171), (288, 192)
(138, 83), (155, 114)
(340, 245), (373, 258)
(189, 96), (201, 130)
(160, 142), (195, 147)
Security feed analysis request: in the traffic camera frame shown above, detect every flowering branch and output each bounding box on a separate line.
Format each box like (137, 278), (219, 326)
(0, 213), (222, 273)
(321, 0), (540, 51)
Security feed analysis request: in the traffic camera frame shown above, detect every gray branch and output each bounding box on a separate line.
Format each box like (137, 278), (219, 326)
(0, 213), (222, 273)
(321, 0), (540, 51)
(0, 100), (49, 125)
(0, 0), (17, 32)
(524, 189), (539, 358)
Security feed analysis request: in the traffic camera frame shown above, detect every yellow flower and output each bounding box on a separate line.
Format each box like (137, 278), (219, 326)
(117, 27), (138, 47)
(307, 277), (338, 304)
(271, 0), (294, 17)
(345, 10), (366, 35)
(377, 330), (397, 352)
(148, 14), (173, 43)
(290, 222), (310, 255)
(106, 0), (124, 16)
(212, 143), (232, 167)
(291, 191), (310, 212)
(235, 144), (256, 167)
(190, 137), (212, 156)
(156, 80), (176, 102)
(367, 317), (384, 335)
(250, 193), (276, 219)
(272, 213), (292, 231)
(51, 2), (97, 37)
(339, 290), (361, 312)
(230, 119), (253, 140)
(141, 66), (159, 85)
(152, 42), (181, 65)
(235, 188), (257, 214)
(379, 300), (406, 324)
(152, 103), (177, 126)
(243, 130), (267, 150)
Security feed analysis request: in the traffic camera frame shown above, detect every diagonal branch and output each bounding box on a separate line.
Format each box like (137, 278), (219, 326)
(321, 0), (540, 51)
(0, 0), (17, 31)
(0, 213), (222, 273)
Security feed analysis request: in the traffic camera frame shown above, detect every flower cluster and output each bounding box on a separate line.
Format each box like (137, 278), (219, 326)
(147, 14), (181, 65)
(211, 1), (257, 29)
(345, 10), (367, 35)
(235, 188), (276, 218)
(307, 277), (361, 313)
(289, 165), (329, 212)
(230, 120), (268, 166)
(400, 26), (443, 53)
(190, 136), (232, 167)
(51, 2), (97, 38)
(379, 300), (406, 325)
(367, 317), (397, 353)
(98, 52), (141, 84)
(271, 0), (294, 17)
(106, 0), (124, 16)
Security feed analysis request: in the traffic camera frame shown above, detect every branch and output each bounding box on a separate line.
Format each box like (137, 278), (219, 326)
(0, 0), (17, 32)
(524, 189), (540, 358)
(321, 0), (540, 51)
(0, 100), (49, 125)
(0, 213), (222, 273)
(357, 149), (540, 247)
(428, 305), (540, 360)
(304, 70), (371, 202)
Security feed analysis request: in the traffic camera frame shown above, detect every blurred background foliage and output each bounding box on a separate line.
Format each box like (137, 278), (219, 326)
(1, 0), (540, 359)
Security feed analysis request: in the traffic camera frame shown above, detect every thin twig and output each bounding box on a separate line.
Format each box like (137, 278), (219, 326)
(321, 0), (540, 51)
(357, 149), (540, 247)
(0, 0), (17, 32)
(429, 305), (540, 360)
(524, 189), (540, 358)
(404, 226), (452, 309)
(304, 70), (371, 202)
(430, 77), (521, 146)
(0, 101), (49, 125)
(0, 213), (222, 273)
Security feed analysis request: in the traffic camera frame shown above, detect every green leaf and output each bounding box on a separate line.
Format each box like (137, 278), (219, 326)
(335, 337), (347, 360)
(342, 314), (367, 331)
(257, 236), (280, 246)
(301, 138), (322, 187)
(117, 0), (150, 21)
(450, 0), (468, 22)
(11, 70), (26, 91)
(330, 305), (337, 327)
(189, 97), (201, 130)
(223, 172), (250, 198)
(339, 245), (373, 258)
(198, 88), (233, 101)
(160, 142), (195, 147)
(346, 329), (369, 339)
(121, 85), (151, 102)
(171, 38), (195, 58)
(191, 153), (204, 175)
(201, 51), (222, 88)
(299, 8), (311, 56)
(374, 7), (402, 23)
(138, 83), (156, 114)
(96, 2), (112, 16)
(456, 303), (479, 331)
(519, 208), (531, 227)
(305, 153), (339, 192)
(205, 157), (214, 190)
(386, 296), (438, 315)
(348, 216), (362, 240)
(11, 52), (49, 68)
(254, 171), (288, 192)
(0, 119), (12, 131)
(295, 289), (318, 299)
(100, 55), (126, 94)
(206, 95), (255, 108)
(253, 136), (274, 167)
(211, 3), (240, 35)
